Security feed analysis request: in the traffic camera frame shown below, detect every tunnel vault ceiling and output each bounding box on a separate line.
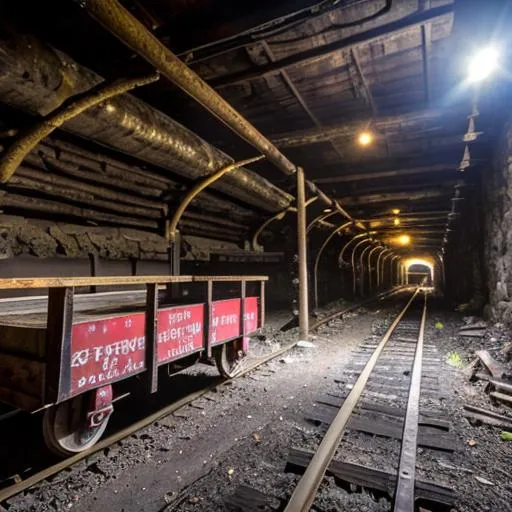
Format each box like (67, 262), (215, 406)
(0, 0), (505, 254)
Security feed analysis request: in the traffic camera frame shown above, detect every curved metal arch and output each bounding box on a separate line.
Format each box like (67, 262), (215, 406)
(359, 243), (374, 297)
(367, 245), (384, 291)
(306, 210), (339, 234)
(313, 221), (353, 309)
(381, 252), (395, 288)
(251, 196), (318, 251)
(376, 248), (392, 288)
(351, 238), (373, 296)
(338, 232), (369, 267)
(390, 255), (401, 286)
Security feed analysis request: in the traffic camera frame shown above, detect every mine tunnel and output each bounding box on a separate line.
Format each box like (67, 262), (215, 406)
(0, 1), (511, 511)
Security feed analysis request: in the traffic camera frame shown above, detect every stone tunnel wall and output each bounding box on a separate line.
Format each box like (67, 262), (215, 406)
(482, 116), (512, 324)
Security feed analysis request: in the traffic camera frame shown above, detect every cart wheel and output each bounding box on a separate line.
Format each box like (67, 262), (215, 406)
(214, 341), (244, 379)
(43, 395), (110, 457)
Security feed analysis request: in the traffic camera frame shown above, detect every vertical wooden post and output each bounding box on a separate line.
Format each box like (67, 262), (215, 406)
(240, 280), (246, 347)
(46, 287), (74, 403)
(204, 280), (213, 358)
(296, 166), (309, 340)
(145, 283), (159, 394)
(259, 280), (266, 328)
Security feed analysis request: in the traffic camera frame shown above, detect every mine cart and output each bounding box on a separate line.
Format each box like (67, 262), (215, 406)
(0, 275), (266, 456)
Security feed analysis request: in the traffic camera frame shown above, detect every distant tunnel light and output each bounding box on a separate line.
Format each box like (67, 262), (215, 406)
(393, 217), (400, 226)
(392, 208), (400, 215)
(468, 47), (499, 83)
(358, 131), (373, 146)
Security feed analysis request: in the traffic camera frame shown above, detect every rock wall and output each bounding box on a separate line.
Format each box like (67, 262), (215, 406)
(482, 118), (512, 323)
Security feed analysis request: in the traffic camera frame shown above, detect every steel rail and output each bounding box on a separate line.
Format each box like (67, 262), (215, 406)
(284, 288), (420, 511)
(309, 286), (403, 331)
(0, 288), (405, 504)
(394, 291), (427, 511)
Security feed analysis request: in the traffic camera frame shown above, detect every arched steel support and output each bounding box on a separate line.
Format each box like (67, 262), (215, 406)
(306, 210), (339, 235)
(367, 245), (384, 292)
(359, 243), (374, 297)
(351, 238), (373, 296)
(313, 221), (353, 309)
(376, 248), (392, 288)
(381, 252), (395, 288)
(252, 196), (318, 251)
(338, 232), (371, 267)
(390, 255), (400, 286)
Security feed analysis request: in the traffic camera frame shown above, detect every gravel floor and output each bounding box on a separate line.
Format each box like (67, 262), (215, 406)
(3, 292), (511, 512)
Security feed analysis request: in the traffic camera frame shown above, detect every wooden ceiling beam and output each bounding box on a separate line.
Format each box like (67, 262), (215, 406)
(314, 163), (457, 183)
(337, 188), (451, 206)
(210, 4), (454, 87)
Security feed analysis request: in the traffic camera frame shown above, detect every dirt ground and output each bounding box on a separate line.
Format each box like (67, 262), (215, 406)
(3, 292), (512, 512)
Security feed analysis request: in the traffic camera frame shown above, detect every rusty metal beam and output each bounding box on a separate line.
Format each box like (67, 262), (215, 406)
(210, 5), (453, 87)
(81, 0), (297, 176)
(167, 155), (265, 243)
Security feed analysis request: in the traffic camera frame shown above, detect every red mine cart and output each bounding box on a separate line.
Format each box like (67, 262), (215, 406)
(0, 275), (266, 455)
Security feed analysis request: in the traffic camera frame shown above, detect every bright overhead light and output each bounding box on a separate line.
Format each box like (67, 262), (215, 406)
(392, 208), (400, 215)
(468, 46), (499, 83)
(397, 234), (411, 246)
(393, 218), (400, 226)
(358, 131), (373, 146)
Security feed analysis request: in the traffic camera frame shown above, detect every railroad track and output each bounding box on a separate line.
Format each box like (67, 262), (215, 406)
(0, 289), (402, 506)
(228, 287), (456, 511)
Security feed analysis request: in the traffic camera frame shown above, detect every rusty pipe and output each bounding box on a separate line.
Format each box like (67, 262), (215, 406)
(81, 0), (296, 176)
(0, 73), (160, 183)
(168, 155), (265, 243)
(367, 245), (383, 292)
(0, 35), (291, 212)
(313, 221), (353, 309)
(359, 243), (374, 297)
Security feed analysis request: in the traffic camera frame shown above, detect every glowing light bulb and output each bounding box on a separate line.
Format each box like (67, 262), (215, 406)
(392, 208), (400, 215)
(358, 132), (373, 146)
(468, 47), (499, 83)
(394, 218), (400, 226)
(397, 234), (411, 246)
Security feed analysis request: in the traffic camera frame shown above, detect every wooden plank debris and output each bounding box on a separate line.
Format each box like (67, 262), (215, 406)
(287, 448), (456, 506)
(475, 351), (506, 379)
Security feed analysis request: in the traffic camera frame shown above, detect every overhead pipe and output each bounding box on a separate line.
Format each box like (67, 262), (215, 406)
(80, 0), (297, 177)
(367, 245), (384, 292)
(306, 210), (339, 235)
(351, 238), (373, 296)
(359, 243), (374, 297)
(313, 221), (353, 309)
(0, 72), (160, 183)
(0, 35), (291, 212)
